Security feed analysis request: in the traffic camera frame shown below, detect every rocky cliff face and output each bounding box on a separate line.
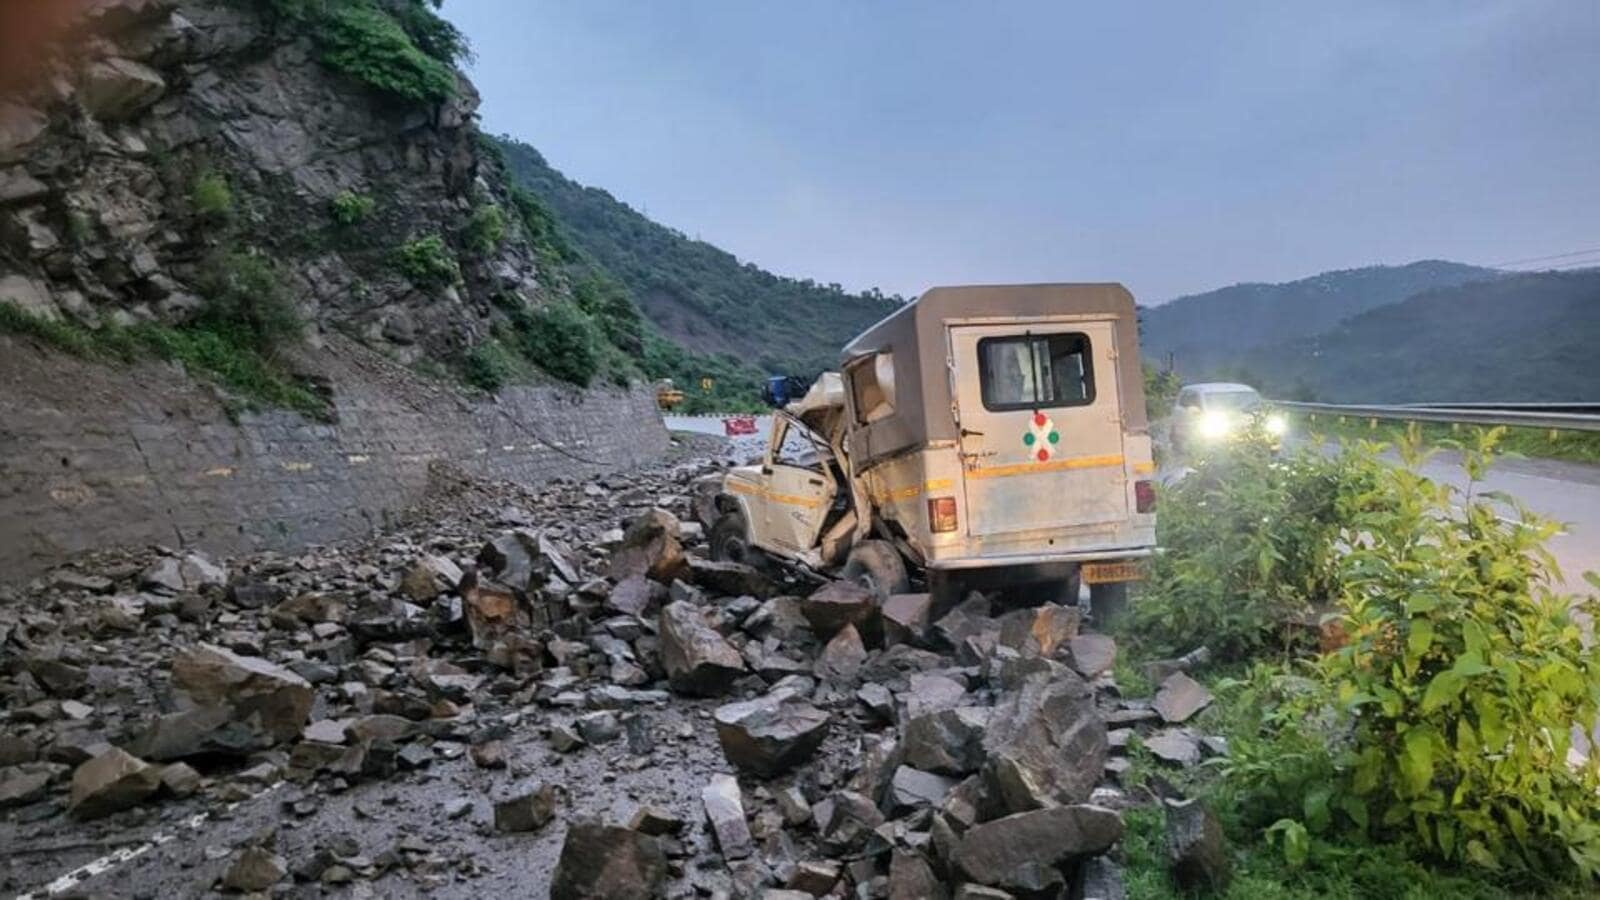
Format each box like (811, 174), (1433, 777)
(0, 0), (549, 364)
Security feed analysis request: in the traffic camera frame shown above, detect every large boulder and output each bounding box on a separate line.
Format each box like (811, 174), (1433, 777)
(608, 509), (688, 583)
(0, 103), (48, 165)
(550, 821), (668, 900)
(981, 670), (1107, 813)
(658, 601), (745, 696)
(713, 694), (831, 777)
(79, 57), (167, 120)
(996, 603), (1080, 657)
(952, 805), (1123, 895)
(166, 643), (313, 749)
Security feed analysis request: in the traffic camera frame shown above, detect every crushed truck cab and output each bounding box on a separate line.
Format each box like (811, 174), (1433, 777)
(709, 283), (1157, 618)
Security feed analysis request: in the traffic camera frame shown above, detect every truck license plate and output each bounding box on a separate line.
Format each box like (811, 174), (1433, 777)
(1082, 561), (1143, 584)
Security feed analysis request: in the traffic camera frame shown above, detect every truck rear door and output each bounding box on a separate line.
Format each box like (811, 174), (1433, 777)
(949, 321), (1128, 537)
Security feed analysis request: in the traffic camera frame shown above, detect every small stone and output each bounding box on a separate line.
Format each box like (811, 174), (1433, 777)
(222, 846), (287, 893)
(495, 782), (559, 833)
(882, 593), (933, 646)
(471, 740), (507, 769)
(814, 624), (867, 682)
(888, 849), (947, 900)
(658, 601), (746, 696)
(890, 765), (959, 812)
(628, 805), (685, 836)
(158, 762), (202, 797)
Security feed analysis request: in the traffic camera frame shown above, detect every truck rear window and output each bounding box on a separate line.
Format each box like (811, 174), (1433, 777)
(977, 332), (1095, 411)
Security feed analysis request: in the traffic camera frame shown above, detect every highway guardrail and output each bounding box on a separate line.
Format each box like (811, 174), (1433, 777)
(1274, 401), (1600, 433)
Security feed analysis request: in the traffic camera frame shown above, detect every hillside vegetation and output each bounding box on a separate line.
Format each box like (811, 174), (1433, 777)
(1142, 261), (1496, 377)
(493, 137), (903, 377)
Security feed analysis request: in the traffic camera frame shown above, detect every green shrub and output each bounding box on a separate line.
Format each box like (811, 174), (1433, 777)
(1131, 434), (1362, 660)
(388, 0), (470, 65)
(195, 250), (303, 352)
(191, 172), (233, 219)
(508, 186), (574, 268)
(463, 339), (517, 392)
(462, 203), (506, 255)
(1315, 429), (1600, 878)
(394, 235), (461, 288)
(330, 190), (376, 225)
(517, 300), (601, 387)
(571, 273), (644, 353)
(314, 3), (456, 104)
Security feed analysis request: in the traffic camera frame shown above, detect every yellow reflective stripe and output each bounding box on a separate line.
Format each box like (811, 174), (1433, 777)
(966, 453), (1125, 480)
(1132, 462), (1156, 475)
(727, 480), (826, 509)
(871, 478), (955, 504)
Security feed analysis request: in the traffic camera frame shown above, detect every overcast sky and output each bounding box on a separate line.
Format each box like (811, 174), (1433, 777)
(447, 1), (1599, 302)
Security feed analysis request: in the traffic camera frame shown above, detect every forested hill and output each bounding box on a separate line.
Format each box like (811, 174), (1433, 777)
(1237, 269), (1600, 403)
(1142, 260), (1498, 376)
(493, 137), (902, 375)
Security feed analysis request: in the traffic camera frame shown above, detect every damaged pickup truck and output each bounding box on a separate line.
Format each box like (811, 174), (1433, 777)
(704, 283), (1158, 622)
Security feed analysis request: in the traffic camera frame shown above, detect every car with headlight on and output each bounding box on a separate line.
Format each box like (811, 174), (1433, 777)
(1169, 382), (1287, 454)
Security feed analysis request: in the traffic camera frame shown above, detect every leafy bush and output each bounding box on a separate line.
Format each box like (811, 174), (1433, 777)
(1131, 435), (1361, 660)
(191, 172), (233, 219)
(462, 203), (506, 256)
(394, 235), (461, 288)
(516, 300), (601, 387)
(463, 339), (518, 392)
(388, 0), (470, 64)
(1317, 429), (1600, 878)
(195, 251), (303, 352)
(330, 190), (376, 226)
(508, 186), (574, 269)
(312, 3), (456, 104)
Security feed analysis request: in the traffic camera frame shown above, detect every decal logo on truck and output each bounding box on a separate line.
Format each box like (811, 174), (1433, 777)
(1021, 412), (1060, 462)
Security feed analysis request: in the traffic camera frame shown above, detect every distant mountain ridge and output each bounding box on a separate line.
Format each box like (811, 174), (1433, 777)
(1142, 260), (1500, 376)
(493, 137), (901, 376)
(1239, 269), (1600, 403)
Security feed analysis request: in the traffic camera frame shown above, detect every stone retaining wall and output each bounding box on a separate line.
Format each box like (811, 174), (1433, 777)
(0, 334), (669, 580)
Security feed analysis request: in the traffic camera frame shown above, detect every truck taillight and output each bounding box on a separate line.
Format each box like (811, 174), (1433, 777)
(928, 496), (959, 533)
(1135, 479), (1156, 514)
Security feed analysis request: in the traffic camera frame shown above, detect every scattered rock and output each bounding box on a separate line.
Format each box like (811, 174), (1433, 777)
(1153, 673), (1212, 723)
(1068, 633), (1117, 678)
(882, 592), (933, 646)
(801, 581), (877, 638)
(686, 556), (774, 598)
(69, 747), (162, 819)
(1165, 797), (1230, 890)
(494, 783), (559, 832)
(222, 846), (288, 893)
(1143, 728), (1202, 766)
(888, 849), (948, 900)
(609, 509), (688, 583)
(814, 623), (867, 682)
(702, 773), (754, 860)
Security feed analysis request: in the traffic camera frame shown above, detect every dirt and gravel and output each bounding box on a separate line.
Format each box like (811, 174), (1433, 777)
(0, 434), (1220, 899)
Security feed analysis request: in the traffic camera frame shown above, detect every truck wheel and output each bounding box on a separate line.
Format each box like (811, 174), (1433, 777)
(709, 511), (751, 564)
(842, 540), (909, 599)
(1090, 581), (1131, 631)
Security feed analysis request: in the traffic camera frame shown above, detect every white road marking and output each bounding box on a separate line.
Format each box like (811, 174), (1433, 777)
(16, 783), (282, 899)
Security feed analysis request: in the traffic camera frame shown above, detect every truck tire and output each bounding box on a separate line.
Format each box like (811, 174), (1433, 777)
(1090, 581), (1131, 631)
(842, 540), (910, 599)
(709, 511), (751, 565)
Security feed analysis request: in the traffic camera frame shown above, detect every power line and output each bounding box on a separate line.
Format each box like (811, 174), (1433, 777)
(1489, 246), (1600, 267)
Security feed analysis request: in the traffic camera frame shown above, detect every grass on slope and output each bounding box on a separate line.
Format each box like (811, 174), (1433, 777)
(0, 303), (327, 418)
